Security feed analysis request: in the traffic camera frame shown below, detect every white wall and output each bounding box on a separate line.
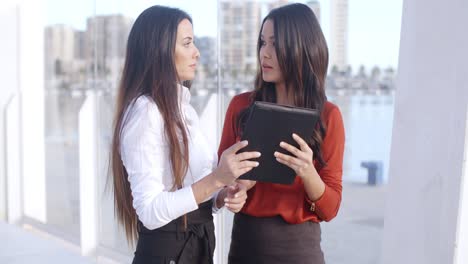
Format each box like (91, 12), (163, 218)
(382, 0), (468, 263)
(0, 1), (46, 223)
(454, 111), (468, 264)
(19, 1), (47, 223)
(6, 94), (22, 224)
(0, 2), (20, 221)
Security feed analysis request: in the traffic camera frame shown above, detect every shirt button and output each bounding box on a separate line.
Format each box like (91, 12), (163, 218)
(310, 202), (316, 212)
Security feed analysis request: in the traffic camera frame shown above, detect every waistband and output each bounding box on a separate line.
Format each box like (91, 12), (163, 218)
(135, 200), (214, 264)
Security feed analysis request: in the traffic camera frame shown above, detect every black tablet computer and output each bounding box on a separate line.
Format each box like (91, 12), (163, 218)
(239, 101), (320, 184)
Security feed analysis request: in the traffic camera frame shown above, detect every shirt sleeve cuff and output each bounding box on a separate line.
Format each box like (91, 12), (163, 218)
(305, 185), (328, 213)
(177, 185), (199, 215)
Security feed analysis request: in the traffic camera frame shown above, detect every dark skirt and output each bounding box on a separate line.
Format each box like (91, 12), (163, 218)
(228, 213), (325, 264)
(132, 200), (215, 264)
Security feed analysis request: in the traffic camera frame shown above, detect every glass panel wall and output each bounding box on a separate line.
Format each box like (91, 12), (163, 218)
(42, 0), (401, 263)
(43, 0), (94, 240)
(217, 1), (400, 264)
(91, 0), (220, 260)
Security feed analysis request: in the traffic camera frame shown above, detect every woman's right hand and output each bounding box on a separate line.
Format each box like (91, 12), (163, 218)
(215, 140), (261, 186)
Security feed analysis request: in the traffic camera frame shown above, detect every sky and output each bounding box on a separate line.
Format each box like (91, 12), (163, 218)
(45, 0), (403, 71)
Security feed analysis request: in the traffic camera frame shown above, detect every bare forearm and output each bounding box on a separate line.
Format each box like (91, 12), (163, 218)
(301, 170), (326, 201)
(191, 172), (224, 204)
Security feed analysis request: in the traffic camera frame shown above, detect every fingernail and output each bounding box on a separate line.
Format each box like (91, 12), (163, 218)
(280, 142), (285, 147)
(293, 133), (297, 137)
(242, 140), (248, 144)
(234, 194), (239, 198)
(225, 203), (230, 207)
(274, 152), (278, 156)
(256, 152), (261, 157)
(255, 162), (259, 167)
(224, 199), (229, 203)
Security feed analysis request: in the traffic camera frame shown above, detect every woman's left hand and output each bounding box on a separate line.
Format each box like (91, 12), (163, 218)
(223, 182), (248, 213)
(274, 133), (316, 180)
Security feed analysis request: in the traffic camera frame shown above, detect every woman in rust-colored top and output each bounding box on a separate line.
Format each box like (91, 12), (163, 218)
(218, 3), (345, 264)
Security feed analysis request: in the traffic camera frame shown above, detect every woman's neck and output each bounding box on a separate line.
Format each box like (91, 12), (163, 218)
(275, 82), (293, 105)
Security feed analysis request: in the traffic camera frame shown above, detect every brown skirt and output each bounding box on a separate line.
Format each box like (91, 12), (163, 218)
(228, 213), (325, 264)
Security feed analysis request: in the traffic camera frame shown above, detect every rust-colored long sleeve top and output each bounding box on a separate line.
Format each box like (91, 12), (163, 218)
(218, 92), (345, 223)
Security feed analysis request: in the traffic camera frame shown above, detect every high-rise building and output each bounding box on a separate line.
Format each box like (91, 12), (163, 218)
(86, 14), (133, 87)
(267, 0), (289, 11)
(44, 24), (76, 79)
(220, 0), (262, 80)
(72, 30), (87, 83)
(330, 0), (348, 71)
(196, 36), (217, 68)
(193, 36), (217, 91)
(74, 30), (86, 61)
(307, 0), (321, 24)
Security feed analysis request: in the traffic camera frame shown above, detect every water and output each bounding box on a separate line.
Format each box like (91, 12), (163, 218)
(42, 89), (395, 259)
(192, 90), (396, 184)
(330, 93), (395, 184)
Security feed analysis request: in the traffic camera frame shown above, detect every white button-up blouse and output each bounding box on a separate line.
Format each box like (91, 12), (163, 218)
(119, 85), (220, 230)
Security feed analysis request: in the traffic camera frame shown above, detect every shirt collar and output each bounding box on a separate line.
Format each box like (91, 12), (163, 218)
(178, 84), (191, 105)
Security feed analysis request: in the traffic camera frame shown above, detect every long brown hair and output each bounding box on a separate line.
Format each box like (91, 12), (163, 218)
(110, 5), (191, 244)
(238, 3), (329, 166)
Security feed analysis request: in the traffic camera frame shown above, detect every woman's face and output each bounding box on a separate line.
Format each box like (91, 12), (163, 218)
(175, 19), (200, 81)
(259, 19), (283, 84)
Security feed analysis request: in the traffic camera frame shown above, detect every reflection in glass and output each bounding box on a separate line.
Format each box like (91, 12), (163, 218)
(42, 0), (398, 263)
(44, 0), (94, 240)
(92, 0), (220, 257)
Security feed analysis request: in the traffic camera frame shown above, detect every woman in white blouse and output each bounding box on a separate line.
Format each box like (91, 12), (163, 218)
(110, 6), (260, 264)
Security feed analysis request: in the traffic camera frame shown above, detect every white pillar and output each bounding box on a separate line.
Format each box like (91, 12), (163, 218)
(79, 91), (99, 256)
(17, 0), (47, 223)
(454, 108), (468, 264)
(0, 1), (20, 222)
(381, 0), (468, 263)
(6, 94), (22, 224)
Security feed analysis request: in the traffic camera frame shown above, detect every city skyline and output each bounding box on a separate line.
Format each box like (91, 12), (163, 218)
(45, 0), (402, 71)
